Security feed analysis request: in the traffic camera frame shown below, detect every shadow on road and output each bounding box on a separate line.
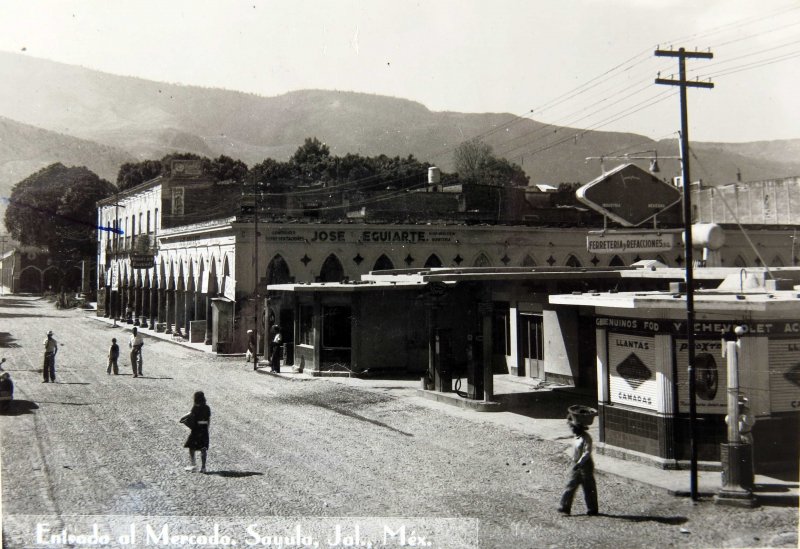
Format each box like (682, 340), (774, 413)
(596, 513), (688, 525)
(36, 400), (92, 406)
(132, 376), (174, 380)
(0, 298), (38, 308)
(0, 332), (20, 347)
(51, 382), (91, 385)
(756, 494), (799, 507)
(0, 400), (39, 415)
(206, 471), (264, 478)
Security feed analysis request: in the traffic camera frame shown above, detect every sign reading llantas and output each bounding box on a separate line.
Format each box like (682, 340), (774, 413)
(576, 164), (682, 227)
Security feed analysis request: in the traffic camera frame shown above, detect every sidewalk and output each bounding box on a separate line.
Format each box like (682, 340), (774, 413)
(88, 310), (798, 504)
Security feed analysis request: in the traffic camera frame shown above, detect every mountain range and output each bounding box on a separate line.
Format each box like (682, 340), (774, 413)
(1, 50), (799, 231)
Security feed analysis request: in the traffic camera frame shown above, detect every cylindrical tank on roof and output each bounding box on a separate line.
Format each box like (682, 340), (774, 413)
(684, 223), (725, 250)
(428, 167), (441, 184)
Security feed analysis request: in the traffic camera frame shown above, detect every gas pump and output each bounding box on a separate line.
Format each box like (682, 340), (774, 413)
(433, 328), (452, 392)
(466, 333), (483, 400)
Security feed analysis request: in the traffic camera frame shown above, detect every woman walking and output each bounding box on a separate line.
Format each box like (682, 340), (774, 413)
(181, 391), (211, 473)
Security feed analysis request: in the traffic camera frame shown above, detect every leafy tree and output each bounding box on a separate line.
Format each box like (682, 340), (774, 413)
(453, 138), (528, 187)
(117, 160), (163, 191)
(290, 137), (333, 182)
(4, 163), (115, 260)
(203, 155), (248, 182)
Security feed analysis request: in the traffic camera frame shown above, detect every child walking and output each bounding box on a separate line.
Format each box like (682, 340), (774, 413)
(181, 391), (211, 473)
(107, 338), (120, 375)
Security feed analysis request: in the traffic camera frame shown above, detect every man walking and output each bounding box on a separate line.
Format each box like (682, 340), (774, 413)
(42, 330), (58, 383)
(557, 418), (599, 516)
(129, 327), (144, 377)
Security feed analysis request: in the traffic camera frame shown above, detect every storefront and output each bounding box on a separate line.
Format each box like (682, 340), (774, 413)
(550, 269), (800, 472)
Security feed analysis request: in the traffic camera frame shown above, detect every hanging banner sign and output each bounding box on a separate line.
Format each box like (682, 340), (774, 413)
(130, 254), (154, 269)
(587, 233), (674, 254)
(111, 263), (119, 291)
(223, 275), (236, 301)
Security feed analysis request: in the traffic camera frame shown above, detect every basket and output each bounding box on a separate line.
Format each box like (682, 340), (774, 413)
(567, 405), (598, 426)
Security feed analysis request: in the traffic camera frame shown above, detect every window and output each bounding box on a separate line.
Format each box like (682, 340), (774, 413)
(492, 303), (511, 356)
(322, 306), (351, 348)
(146, 211), (151, 234)
(298, 305), (313, 346)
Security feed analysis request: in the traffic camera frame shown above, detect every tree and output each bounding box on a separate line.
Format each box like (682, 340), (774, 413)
(203, 155), (249, 182)
(290, 137), (333, 182)
(453, 138), (529, 187)
(4, 163), (116, 260)
(454, 138), (494, 180)
(117, 160), (163, 191)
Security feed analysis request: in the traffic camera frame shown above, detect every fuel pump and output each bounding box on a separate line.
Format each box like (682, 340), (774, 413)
(433, 328), (452, 392)
(466, 333), (483, 400)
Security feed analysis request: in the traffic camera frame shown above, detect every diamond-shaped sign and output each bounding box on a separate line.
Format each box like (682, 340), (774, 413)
(576, 164), (682, 227)
(616, 352), (652, 389)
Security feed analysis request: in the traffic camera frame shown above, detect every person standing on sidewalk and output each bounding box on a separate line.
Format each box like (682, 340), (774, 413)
(557, 419), (599, 516)
(181, 391), (211, 473)
(107, 338), (120, 375)
(269, 325), (282, 373)
(246, 329), (256, 369)
(129, 327), (144, 377)
(0, 371), (13, 412)
(42, 330), (58, 383)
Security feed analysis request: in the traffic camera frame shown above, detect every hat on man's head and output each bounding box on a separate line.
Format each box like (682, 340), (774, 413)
(0, 372), (9, 380)
(47, 330), (54, 336)
(247, 329), (253, 333)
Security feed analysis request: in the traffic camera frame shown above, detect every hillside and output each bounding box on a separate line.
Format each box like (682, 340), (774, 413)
(0, 50), (798, 202)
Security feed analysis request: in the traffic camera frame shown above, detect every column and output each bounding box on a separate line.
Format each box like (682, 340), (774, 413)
(204, 294), (213, 345)
(164, 289), (172, 334)
(174, 290), (185, 336)
(149, 287), (157, 329)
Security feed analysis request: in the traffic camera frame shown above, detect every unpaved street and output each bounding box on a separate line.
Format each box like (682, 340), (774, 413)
(1, 296), (797, 548)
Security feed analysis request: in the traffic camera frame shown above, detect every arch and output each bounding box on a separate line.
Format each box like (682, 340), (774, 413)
(319, 254), (344, 282)
(565, 254), (582, 268)
(521, 254), (536, 267)
(608, 255), (625, 267)
(655, 254), (667, 265)
(423, 254), (442, 268)
(372, 254), (394, 271)
(733, 255), (747, 268)
(42, 266), (62, 292)
(473, 253), (492, 267)
(770, 255), (785, 267)
(18, 265), (43, 293)
(267, 254), (292, 285)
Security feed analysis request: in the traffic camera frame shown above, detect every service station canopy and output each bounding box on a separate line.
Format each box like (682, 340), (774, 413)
(576, 164), (682, 227)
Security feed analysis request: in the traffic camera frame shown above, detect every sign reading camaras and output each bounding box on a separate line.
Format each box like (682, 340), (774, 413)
(587, 233), (674, 254)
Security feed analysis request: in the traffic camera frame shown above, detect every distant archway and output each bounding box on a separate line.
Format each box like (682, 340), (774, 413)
(733, 255), (747, 268)
(423, 254), (442, 268)
(473, 253), (492, 267)
(771, 255), (785, 267)
(522, 254), (536, 267)
(373, 254), (394, 271)
(566, 255), (582, 268)
(319, 254), (344, 282)
(609, 255), (625, 267)
(267, 254), (292, 285)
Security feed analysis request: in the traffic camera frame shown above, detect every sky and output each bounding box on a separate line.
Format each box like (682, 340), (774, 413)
(0, 0), (798, 143)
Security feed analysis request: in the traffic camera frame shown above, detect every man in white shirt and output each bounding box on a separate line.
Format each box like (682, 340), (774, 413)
(129, 327), (144, 377)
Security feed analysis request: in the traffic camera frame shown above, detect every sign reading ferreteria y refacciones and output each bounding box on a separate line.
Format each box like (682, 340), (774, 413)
(587, 232), (674, 254)
(576, 163), (682, 227)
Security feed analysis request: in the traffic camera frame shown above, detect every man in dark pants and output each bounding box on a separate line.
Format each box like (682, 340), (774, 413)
(42, 330), (58, 383)
(558, 420), (598, 516)
(129, 327), (144, 377)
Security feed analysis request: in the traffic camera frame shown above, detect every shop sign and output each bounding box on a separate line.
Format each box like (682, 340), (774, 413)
(597, 316), (800, 337)
(130, 254), (154, 269)
(576, 163), (682, 227)
(263, 228), (457, 245)
(587, 233), (674, 254)
(676, 339), (726, 413)
(608, 333), (658, 410)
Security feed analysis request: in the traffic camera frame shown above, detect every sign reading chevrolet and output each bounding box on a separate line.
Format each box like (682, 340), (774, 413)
(576, 164), (682, 227)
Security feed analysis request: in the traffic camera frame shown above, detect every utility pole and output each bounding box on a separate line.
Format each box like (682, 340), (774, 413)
(655, 46), (714, 501)
(253, 179), (260, 368)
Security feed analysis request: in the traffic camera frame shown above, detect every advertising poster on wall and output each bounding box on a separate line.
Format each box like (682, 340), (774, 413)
(768, 339), (800, 412)
(676, 338), (727, 413)
(608, 333), (658, 410)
